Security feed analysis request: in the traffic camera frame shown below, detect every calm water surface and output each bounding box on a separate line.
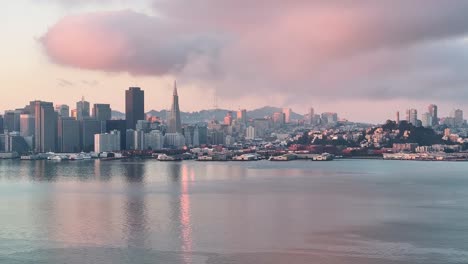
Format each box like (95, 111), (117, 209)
(0, 159), (467, 263)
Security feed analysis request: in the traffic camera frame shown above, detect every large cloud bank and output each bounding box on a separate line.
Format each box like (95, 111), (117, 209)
(41, 0), (468, 103)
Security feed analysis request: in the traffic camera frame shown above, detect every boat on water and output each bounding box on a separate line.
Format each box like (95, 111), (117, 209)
(157, 154), (182, 161)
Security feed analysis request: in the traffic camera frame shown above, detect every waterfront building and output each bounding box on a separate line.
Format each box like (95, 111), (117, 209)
(94, 130), (121, 153)
(80, 118), (101, 152)
(167, 81), (182, 133)
(0, 115), (3, 133)
(20, 114), (35, 137)
(58, 117), (80, 153)
(76, 97), (90, 121)
(106, 120), (127, 150)
(126, 129), (135, 150)
(125, 87), (145, 129)
(92, 104), (112, 121)
(165, 132), (185, 148)
(144, 130), (164, 150)
(55, 104), (70, 118)
(34, 101), (57, 153)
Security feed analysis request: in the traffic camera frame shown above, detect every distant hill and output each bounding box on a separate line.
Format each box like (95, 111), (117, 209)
(113, 106), (304, 123)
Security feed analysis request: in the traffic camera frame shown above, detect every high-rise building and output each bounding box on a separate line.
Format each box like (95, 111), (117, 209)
(321, 112), (338, 124)
(282, 108), (292, 123)
(79, 118), (101, 152)
(144, 130), (164, 150)
(34, 101), (57, 153)
(58, 117), (80, 153)
(224, 111), (233, 126)
(421, 112), (433, 128)
(92, 104), (112, 121)
(272, 112), (285, 127)
(168, 81), (182, 133)
(76, 97), (90, 120)
(237, 109), (247, 124)
(20, 114), (35, 137)
(396, 111), (400, 123)
(246, 126), (255, 140)
(428, 104), (438, 126)
(308, 108), (315, 125)
(125, 87), (145, 129)
(95, 130), (121, 153)
(71, 109), (78, 119)
(165, 132), (185, 148)
(3, 110), (21, 132)
(451, 109), (464, 127)
(409, 109), (418, 126)
(106, 120), (127, 150)
(0, 115), (3, 133)
(55, 104), (70, 118)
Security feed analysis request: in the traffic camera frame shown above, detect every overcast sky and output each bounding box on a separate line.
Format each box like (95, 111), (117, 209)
(2, 0), (468, 123)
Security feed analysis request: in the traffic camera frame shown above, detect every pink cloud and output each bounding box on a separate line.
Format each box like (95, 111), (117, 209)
(40, 1), (468, 103)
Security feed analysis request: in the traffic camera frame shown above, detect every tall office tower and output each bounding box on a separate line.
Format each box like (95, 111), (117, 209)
(282, 108), (292, 123)
(409, 109), (418, 126)
(55, 104), (70, 118)
(396, 111), (400, 123)
(34, 101), (57, 153)
(76, 97), (90, 120)
(272, 112), (285, 126)
(20, 114), (35, 137)
(3, 110), (22, 132)
(167, 81), (182, 133)
(451, 109), (464, 127)
(405, 109), (411, 122)
(125, 87), (145, 129)
(428, 104), (438, 126)
(309, 108), (315, 124)
(106, 120), (127, 150)
(58, 117), (80, 153)
(92, 104), (112, 121)
(79, 118), (102, 152)
(0, 115), (3, 133)
(71, 109), (78, 119)
(421, 113), (433, 128)
(237, 109), (247, 124)
(224, 111), (233, 126)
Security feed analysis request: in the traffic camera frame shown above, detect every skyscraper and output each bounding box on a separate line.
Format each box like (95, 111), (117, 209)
(451, 109), (464, 127)
(428, 104), (438, 126)
(126, 87), (145, 129)
(58, 117), (80, 153)
(409, 109), (418, 126)
(34, 101), (57, 153)
(421, 112), (433, 128)
(237, 109), (247, 124)
(282, 108), (292, 123)
(92, 104), (112, 121)
(167, 81), (182, 133)
(20, 114), (35, 137)
(309, 108), (315, 125)
(55, 104), (70, 118)
(76, 97), (90, 120)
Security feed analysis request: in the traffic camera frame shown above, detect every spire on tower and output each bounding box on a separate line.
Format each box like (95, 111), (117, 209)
(173, 80), (178, 96)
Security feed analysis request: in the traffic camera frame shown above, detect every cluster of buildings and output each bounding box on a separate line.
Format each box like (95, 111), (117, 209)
(396, 104), (466, 129)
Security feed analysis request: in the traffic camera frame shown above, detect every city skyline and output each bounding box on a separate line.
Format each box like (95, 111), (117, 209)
(3, 1), (468, 123)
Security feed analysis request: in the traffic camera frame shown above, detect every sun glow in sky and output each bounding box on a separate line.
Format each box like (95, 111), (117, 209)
(2, 0), (468, 123)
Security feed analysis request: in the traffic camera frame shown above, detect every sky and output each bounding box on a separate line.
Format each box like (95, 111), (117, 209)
(2, 0), (468, 123)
